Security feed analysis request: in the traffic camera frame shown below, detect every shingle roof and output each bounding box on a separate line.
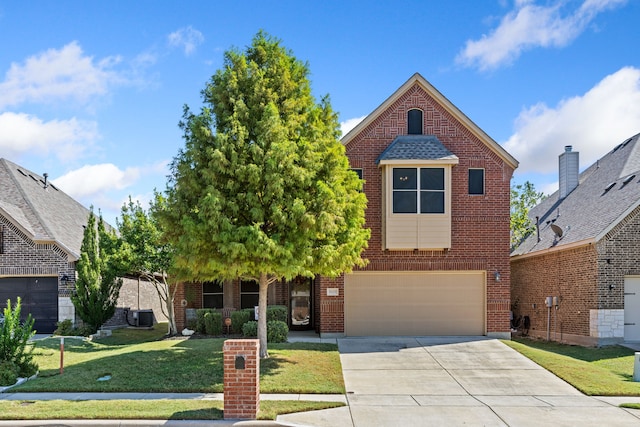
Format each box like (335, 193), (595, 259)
(512, 133), (640, 256)
(376, 135), (458, 164)
(0, 158), (93, 260)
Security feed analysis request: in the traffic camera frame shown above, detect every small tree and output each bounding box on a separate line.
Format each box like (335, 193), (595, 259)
(0, 297), (37, 379)
(510, 181), (545, 249)
(159, 32), (370, 357)
(118, 196), (178, 335)
(71, 209), (124, 334)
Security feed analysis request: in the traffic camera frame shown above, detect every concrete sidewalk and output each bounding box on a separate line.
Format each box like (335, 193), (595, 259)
(277, 336), (640, 427)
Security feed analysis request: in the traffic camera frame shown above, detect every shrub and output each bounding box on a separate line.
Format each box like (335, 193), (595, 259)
(195, 309), (215, 334)
(0, 298), (37, 379)
(231, 310), (251, 334)
(241, 320), (289, 343)
(203, 311), (222, 336)
(0, 360), (19, 386)
(54, 319), (75, 336)
(267, 305), (287, 323)
(267, 320), (289, 343)
(242, 321), (258, 338)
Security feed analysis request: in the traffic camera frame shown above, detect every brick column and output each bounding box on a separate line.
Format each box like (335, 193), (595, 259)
(223, 339), (260, 420)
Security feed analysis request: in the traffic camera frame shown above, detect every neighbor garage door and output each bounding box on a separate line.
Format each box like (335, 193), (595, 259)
(0, 277), (58, 334)
(624, 276), (640, 342)
(344, 271), (485, 336)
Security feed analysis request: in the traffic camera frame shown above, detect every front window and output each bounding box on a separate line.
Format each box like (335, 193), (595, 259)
(393, 167), (444, 214)
(240, 280), (259, 309)
(202, 280), (223, 309)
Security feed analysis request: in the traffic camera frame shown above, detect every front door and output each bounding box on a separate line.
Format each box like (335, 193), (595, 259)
(624, 277), (640, 341)
(290, 277), (313, 330)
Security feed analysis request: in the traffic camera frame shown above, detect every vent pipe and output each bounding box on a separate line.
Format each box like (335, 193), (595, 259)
(43, 172), (49, 189)
(559, 146), (579, 199)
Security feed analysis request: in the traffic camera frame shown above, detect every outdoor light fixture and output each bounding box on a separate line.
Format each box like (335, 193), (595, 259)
(494, 271), (501, 282)
(61, 275), (69, 285)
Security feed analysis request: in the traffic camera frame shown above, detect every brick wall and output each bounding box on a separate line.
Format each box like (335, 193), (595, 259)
(317, 83), (514, 335)
(511, 244), (598, 342)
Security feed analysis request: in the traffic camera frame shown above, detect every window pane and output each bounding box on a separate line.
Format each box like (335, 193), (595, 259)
(393, 168), (417, 189)
(421, 191), (444, 213)
(420, 168), (444, 190)
(469, 169), (484, 195)
(203, 280), (223, 293)
(241, 294), (259, 309)
(350, 168), (363, 180)
(407, 109), (423, 135)
(393, 191), (417, 213)
(203, 294), (223, 309)
(241, 280), (259, 293)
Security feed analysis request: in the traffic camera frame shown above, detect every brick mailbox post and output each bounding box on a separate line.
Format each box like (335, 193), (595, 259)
(223, 339), (260, 420)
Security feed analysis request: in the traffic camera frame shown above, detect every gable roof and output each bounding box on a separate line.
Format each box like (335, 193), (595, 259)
(0, 158), (93, 261)
(512, 133), (640, 258)
(341, 72), (518, 170)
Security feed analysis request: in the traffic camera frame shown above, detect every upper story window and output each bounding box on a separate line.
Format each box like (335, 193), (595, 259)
(393, 167), (445, 214)
(350, 168), (363, 180)
(407, 109), (423, 135)
(468, 168), (485, 195)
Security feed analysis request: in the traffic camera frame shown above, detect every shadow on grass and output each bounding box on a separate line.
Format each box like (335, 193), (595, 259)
(168, 408), (224, 420)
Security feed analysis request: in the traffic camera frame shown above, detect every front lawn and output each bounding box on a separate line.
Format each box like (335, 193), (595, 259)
(503, 338), (640, 396)
(16, 329), (344, 394)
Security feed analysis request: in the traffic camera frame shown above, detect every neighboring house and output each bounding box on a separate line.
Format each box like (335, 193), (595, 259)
(0, 158), (165, 333)
(511, 134), (640, 346)
(175, 73), (519, 338)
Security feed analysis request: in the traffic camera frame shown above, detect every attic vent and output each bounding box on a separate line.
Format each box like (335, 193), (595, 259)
(613, 144), (623, 152)
(604, 182), (616, 193)
(623, 137), (633, 147)
(622, 174), (636, 187)
(49, 183), (59, 191)
(17, 169), (27, 177)
(29, 174), (38, 182)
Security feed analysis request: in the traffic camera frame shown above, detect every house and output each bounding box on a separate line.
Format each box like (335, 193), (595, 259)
(0, 158), (165, 333)
(174, 73), (519, 338)
(511, 134), (640, 346)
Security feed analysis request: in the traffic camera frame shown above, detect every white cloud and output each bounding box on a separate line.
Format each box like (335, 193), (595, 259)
(457, 0), (627, 71)
(52, 163), (140, 199)
(167, 26), (204, 56)
(0, 112), (99, 161)
(503, 67), (640, 174)
(0, 41), (124, 109)
(340, 116), (366, 137)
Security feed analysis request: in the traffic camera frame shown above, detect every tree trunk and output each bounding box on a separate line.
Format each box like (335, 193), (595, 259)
(258, 272), (269, 358)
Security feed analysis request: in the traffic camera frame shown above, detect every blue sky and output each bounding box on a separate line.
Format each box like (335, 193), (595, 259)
(1, 0), (639, 225)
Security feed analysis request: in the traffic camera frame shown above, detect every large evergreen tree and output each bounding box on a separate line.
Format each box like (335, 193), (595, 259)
(71, 209), (123, 334)
(159, 31), (370, 357)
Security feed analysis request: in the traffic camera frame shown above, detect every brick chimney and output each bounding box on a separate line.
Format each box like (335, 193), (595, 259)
(559, 145), (579, 198)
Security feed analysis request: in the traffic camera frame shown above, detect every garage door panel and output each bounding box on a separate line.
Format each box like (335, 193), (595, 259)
(624, 277), (640, 342)
(0, 277), (58, 334)
(345, 272), (485, 336)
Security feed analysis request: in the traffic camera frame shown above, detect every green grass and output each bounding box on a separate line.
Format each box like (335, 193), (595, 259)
(503, 338), (640, 396)
(0, 399), (344, 420)
(19, 327), (344, 394)
(3, 326), (346, 420)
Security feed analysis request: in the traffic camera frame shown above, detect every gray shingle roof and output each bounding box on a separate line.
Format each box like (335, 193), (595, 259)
(376, 135), (458, 164)
(0, 158), (94, 260)
(512, 133), (640, 256)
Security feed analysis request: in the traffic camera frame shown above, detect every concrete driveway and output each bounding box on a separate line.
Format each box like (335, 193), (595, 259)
(277, 336), (640, 427)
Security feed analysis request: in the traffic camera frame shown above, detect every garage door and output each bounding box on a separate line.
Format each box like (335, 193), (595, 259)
(344, 271), (485, 336)
(624, 277), (640, 342)
(0, 277), (58, 334)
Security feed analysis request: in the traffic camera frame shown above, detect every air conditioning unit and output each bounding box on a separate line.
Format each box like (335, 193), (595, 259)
(133, 309), (154, 327)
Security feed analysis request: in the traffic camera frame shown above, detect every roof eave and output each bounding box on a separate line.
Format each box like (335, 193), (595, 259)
(510, 238), (595, 261)
(378, 158), (460, 166)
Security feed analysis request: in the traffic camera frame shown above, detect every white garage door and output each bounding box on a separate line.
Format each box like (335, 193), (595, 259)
(344, 271), (485, 336)
(624, 277), (640, 342)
